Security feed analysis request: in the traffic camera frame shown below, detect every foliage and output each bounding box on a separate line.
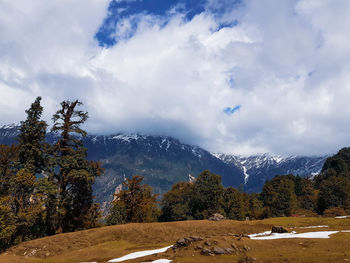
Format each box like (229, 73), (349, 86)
(18, 96), (48, 174)
(260, 175), (297, 217)
(322, 206), (346, 217)
(190, 170), (225, 219)
(222, 187), (245, 220)
(160, 181), (194, 221)
(50, 100), (104, 232)
(317, 176), (350, 214)
(107, 175), (159, 224)
(0, 144), (18, 197)
(0, 97), (104, 251)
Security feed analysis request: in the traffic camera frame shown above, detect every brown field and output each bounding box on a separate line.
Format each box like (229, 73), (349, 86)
(1, 217), (350, 263)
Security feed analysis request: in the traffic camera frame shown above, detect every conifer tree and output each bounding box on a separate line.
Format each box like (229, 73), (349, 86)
(18, 96), (48, 174)
(51, 100), (103, 232)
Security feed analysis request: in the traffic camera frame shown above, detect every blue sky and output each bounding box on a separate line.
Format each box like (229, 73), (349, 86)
(95, 0), (240, 46)
(0, 0), (350, 156)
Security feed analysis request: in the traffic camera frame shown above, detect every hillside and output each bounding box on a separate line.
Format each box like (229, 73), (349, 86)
(216, 153), (328, 193)
(1, 217), (350, 262)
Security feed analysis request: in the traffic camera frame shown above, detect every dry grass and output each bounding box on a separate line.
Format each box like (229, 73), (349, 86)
(1, 217), (350, 262)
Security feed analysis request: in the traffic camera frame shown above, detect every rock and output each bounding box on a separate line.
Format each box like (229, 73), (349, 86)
(231, 243), (238, 250)
(243, 245), (251, 251)
(190, 236), (203, 241)
(201, 248), (212, 255)
(176, 238), (187, 246)
(271, 226), (288, 233)
(208, 213), (225, 221)
(184, 237), (193, 243)
(195, 245), (203, 250)
(204, 241), (212, 246)
(225, 248), (235, 254)
(212, 246), (226, 255)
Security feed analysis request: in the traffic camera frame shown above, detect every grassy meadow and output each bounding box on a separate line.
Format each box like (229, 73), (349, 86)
(1, 217), (350, 263)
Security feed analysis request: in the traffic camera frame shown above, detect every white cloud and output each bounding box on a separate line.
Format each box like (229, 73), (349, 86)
(0, 0), (350, 156)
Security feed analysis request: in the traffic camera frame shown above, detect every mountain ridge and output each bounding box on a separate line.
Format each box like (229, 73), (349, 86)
(0, 124), (328, 206)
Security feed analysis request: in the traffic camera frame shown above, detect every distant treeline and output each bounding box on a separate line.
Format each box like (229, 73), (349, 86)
(0, 97), (103, 251)
(107, 148), (350, 225)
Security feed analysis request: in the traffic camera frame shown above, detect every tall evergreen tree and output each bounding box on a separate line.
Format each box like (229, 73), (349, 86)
(50, 100), (103, 233)
(18, 96), (48, 174)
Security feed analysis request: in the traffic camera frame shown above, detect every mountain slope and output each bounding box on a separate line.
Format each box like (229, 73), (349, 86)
(0, 124), (244, 210)
(215, 153), (328, 193)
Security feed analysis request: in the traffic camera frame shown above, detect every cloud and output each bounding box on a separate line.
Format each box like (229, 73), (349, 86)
(0, 0), (350, 156)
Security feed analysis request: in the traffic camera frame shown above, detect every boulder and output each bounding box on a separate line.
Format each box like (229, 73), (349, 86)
(208, 213), (225, 221)
(201, 248), (212, 255)
(271, 226), (288, 233)
(176, 238), (187, 246)
(225, 248), (235, 254)
(212, 246), (226, 255)
(231, 243), (238, 250)
(204, 241), (212, 246)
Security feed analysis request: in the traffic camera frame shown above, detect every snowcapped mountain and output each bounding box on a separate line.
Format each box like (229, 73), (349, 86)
(215, 153), (329, 193)
(0, 124), (244, 210)
(0, 123), (330, 207)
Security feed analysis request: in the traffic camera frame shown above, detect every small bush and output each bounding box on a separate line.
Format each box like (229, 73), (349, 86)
(323, 207), (346, 217)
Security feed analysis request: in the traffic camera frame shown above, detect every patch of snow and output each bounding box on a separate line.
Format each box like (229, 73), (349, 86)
(1, 123), (20, 129)
(188, 174), (196, 183)
(141, 260), (172, 263)
(243, 166), (250, 184)
(249, 230), (338, 240)
(191, 147), (202, 158)
(296, 225), (329, 229)
(272, 155), (284, 163)
(335, 215), (350, 219)
(108, 246), (172, 262)
(112, 134), (141, 142)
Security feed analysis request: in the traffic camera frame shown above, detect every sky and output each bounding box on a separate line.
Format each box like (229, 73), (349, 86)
(0, 0), (350, 156)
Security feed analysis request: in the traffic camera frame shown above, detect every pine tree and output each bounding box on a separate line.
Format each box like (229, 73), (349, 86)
(51, 100), (103, 232)
(18, 96), (48, 174)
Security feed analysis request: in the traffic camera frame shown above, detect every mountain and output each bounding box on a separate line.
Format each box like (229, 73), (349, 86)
(215, 153), (329, 193)
(0, 124), (244, 211)
(0, 124), (329, 208)
(84, 134), (244, 211)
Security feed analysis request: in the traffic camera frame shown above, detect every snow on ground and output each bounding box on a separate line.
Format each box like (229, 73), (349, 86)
(249, 230), (339, 240)
(141, 260), (172, 263)
(295, 225), (329, 229)
(335, 215), (350, 219)
(108, 246), (172, 262)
